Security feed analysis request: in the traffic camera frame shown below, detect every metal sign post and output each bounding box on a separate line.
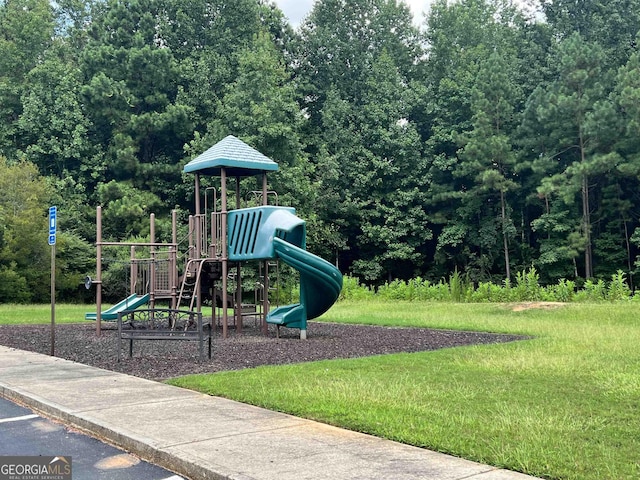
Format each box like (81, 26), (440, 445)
(49, 206), (57, 356)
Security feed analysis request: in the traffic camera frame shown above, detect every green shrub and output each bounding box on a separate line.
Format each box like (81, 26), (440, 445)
(607, 270), (632, 301)
(0, 267), (31, 303)
(340, 276), (374, 300)
(575, 279), (607, 302)
(407, 277), (426, 300)
(336, 268), (634, 304)
(448, 269), (463, 302)
(545, 279), (576, 302)
(513, 267), (542, 301)
(470, 281), (510, 302)
(377, 279), (408, 300)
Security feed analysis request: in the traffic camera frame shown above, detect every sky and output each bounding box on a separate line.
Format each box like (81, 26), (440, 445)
(273, 0), (434, 28)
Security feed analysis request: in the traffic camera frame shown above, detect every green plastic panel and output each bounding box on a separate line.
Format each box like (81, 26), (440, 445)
(227, 206), (304, 261)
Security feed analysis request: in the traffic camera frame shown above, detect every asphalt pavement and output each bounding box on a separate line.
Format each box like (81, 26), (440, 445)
(0, 345), (541, 480)
(0, 396), (183, 479)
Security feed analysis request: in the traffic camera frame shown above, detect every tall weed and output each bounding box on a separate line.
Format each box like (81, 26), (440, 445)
(470, 281), (509, 302)
(607, 270), (631, 301)
(574, 279), (607, 302)
(449, 269), (463, 302)
(340, 276), (374, 300)
(546, 279), (576, 302)
(513, 267), (542, 301)
(337, 268), (633, 304)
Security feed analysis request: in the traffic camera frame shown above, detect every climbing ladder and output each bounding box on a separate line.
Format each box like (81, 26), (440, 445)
(176, 258), (222, 311)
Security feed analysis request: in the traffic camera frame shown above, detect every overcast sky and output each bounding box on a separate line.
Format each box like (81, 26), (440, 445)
(273, 0), (433, 27)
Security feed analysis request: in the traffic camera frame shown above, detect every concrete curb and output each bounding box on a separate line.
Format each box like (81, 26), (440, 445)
(1, 383), (227, 480)
(0, 346), (541, 480)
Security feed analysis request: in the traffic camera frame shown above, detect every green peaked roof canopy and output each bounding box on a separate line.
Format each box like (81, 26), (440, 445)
(183, 135), (279, 177)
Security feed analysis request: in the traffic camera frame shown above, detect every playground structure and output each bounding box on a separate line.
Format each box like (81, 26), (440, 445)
(87, 135), (343, 340)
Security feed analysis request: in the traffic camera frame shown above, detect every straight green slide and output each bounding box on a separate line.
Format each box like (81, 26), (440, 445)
(85, 293), (150, 321)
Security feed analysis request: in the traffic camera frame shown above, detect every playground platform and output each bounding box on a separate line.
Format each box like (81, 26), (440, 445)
(0, 345), (541, 480)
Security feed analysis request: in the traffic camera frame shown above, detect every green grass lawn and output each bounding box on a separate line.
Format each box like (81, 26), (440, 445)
(168, 301), (640, 480)
(0, 303), (216, 325)
(0, 303), (93, 324)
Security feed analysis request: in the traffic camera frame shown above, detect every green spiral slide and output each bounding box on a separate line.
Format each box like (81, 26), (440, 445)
(266, 237), (343, 337)
(227, 206), (343, 338)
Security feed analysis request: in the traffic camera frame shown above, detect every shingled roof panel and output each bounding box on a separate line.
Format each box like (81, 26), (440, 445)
(183, 135), (279, 176)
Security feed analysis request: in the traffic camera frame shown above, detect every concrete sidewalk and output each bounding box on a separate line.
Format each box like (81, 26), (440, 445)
(0, 346), (540, 480)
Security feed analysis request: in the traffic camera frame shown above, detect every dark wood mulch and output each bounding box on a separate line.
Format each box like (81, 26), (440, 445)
(0, 321), (526, 381)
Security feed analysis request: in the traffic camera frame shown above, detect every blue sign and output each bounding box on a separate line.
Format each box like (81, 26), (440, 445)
(48, 206), (57, 245)
(49, 206), (57, 235)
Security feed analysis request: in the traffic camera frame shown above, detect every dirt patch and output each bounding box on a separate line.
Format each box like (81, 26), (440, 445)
(510, 302), (566, 312)
(0, 322), (527, 381)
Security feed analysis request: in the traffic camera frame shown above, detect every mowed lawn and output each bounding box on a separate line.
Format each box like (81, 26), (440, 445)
(1, 301), (638, 479)
(0, 303), (215, 324)
(0, 303), (93, 324)
(168, 301), (640, 480)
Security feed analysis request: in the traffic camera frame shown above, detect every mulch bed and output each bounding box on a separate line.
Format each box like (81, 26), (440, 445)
(0, 321), (526, 381)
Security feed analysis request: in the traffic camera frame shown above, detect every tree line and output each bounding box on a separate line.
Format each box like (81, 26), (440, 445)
(2, 0), (640, 302)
